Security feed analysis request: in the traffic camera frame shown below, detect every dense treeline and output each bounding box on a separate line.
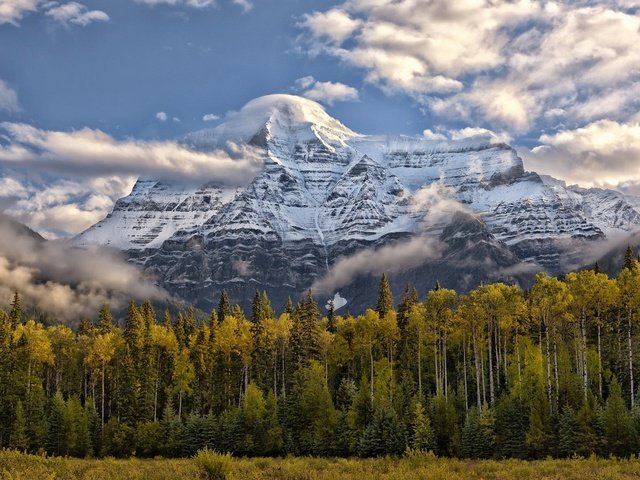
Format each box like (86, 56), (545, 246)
(2, 248), (640, 459)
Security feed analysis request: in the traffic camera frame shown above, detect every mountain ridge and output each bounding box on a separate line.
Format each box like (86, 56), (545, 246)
(74, 94), (640, 312)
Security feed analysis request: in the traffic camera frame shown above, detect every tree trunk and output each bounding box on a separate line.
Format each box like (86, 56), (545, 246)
(598, 323), (603, 398)
(473, 329), (481, 408)
(101, 362), (106, 427)
(417, 331), (422, 396)
(488, 320), (495, 404)
(463, 334), (468, 410)
(629, 308), (635, 408)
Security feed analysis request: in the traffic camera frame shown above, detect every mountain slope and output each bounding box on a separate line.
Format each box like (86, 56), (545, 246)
(74, 94), (640, 312)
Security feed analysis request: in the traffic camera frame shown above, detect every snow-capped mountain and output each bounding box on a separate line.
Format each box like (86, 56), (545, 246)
(74, 94), (640, 311)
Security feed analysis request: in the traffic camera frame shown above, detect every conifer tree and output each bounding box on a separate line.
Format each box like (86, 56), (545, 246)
(624, 245), (636, 271)
(375, 273), (394, 317)
(411, 399), (434, 451)
(558, 405), (578, 457)
(218, 290), (232, 322)
(604, 377), (631, 457)
(46, 392), (69, 456)
(8, 291), (22, 327)
(97, 304), (113, 334)
(358, 404), (406, 457)
(9, 400), (28, 451)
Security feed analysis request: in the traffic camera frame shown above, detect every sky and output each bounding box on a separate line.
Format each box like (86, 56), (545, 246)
(1, 0), (640, 238)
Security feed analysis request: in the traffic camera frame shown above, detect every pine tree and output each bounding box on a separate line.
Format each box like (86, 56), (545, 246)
(9, 291), (22, 327)
(375, 274), (394, 317)
(358, 404), (406, 457)
(97, 304), (113, 334)
(558, 405), (578, 457)
(461, 407), (494, 459)
(46, 392), (69, 456)
(494, 394), (527, 459)
(411, 400), (434, 451)
(218, 290), (232, 322)
(604, 377), (631, 457)
(326, 299), (336, 333)
(624, 245), (636, 271)
(9, 401), (28, 451)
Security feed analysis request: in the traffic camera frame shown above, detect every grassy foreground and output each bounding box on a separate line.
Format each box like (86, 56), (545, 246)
(3, 449), (640, 480)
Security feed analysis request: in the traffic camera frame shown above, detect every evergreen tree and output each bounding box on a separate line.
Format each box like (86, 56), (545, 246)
(9, 291), (22, 327)
(218, 290), (232, 322)
(557, 405), (578, 457)
(624, 245), (636, 271)
(358, 404), (406, 457)
(461, 407), (494, 459)
(375, 273), (394, 317)
(604, 377), (631, 457)
(9, 401), (28, 451)
(410, 399), (434, 451)
(97, 304), (113, 334)
(46, 392), (69, 456)
(494, 395), (527, 459)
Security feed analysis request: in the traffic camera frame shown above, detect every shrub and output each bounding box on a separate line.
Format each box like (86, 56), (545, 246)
(193, 448), (233, 480)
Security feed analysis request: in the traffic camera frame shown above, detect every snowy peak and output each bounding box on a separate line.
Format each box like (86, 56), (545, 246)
(184, 94), (358, 152)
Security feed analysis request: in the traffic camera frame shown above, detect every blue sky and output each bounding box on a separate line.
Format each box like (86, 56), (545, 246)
(0, 0), (428, 138)
(1, 0), (640, 237)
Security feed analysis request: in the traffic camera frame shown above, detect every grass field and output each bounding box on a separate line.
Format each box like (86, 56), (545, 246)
(3, 449), (640, 480)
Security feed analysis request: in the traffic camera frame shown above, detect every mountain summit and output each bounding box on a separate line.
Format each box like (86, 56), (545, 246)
(74, 95), (640, 311)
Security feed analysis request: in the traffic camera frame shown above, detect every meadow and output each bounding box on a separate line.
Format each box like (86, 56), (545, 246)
(3, 449), (640, 480)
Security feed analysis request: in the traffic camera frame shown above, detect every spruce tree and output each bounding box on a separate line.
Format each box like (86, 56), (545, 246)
(9, 401), (28, 451)
(558, 405), (578, 457)
(9, 291), (22, 327)
(375, 274), (394, 317)
(46, 392), (69, 456)
(411, 400), (434, 451)
(604, 377), (631, 457)
(624, 245), (636, 271)
(218, 290), (232, 322)
(97, 304), (113, 334)
(358, 404), (406, 457)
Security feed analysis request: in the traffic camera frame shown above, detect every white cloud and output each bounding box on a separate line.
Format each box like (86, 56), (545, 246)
(0, 122), (264, 185)
(135, 0), (216, 7)
(300, 1), (640, 133)
(0, 0), (39, 25)
(302, 8), (361, 44)
(155, 111), (168, 122)
(422, 129), (447, 141)
(294, 76), (359, 105)
(202, 113), (220, 122)
(0, 79), (19, 112)
(45, 1), (109, 26)
(519, 120), (640, 189)
(0, 215), (166, 321)
(0, 173), (136, 237)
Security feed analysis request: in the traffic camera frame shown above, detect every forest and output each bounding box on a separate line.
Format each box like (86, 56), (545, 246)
(1, 248), (640, 460)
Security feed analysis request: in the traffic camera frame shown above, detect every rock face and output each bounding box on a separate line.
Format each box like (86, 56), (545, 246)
(74, 94), (640, 312)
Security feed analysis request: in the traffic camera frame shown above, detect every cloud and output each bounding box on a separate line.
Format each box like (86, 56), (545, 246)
(45, 2), (109, 26)
(0, 0), (39, 25)
(294, 76), (359, 105)
(311, 235), (444, 293)
(0, 122), (264, 185)
(0, 172), (136, 237)
(135, 0), (216, 7)
(519, 120), (640, 189)
(156, 111), (168, 122)
(0, 214), (166, 321)
(299, 1), (640, 133)
(0, 79), (20, 112)
(202, 113), (220, 122)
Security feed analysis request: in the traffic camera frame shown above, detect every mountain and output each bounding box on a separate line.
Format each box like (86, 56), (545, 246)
(74, 94), (640, 312)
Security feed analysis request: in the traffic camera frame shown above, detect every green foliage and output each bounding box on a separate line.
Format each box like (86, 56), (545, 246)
(358, 404), (406, 457)
(194, 448), (233, 480)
